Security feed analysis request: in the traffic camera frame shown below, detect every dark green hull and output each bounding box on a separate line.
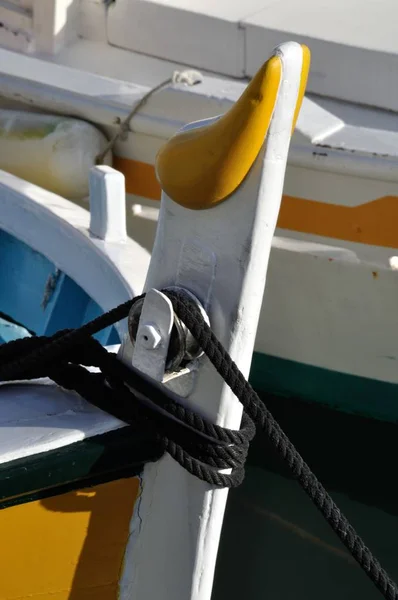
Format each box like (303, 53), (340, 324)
(213, 392), (398, 599)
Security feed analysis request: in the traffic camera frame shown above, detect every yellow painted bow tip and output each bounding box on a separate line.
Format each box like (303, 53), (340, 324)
(156, 44), (310, 210)
(155, 55), (282, 210)
(292, 44), (311, 133)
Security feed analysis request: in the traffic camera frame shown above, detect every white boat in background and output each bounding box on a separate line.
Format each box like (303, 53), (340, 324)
(1, 1), (398, 422)
(1, 3), (398, 599)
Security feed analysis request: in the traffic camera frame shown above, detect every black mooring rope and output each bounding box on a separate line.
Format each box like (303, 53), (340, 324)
(0, 288), (396, 599)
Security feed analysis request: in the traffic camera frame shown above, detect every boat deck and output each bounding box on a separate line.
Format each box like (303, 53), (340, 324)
(0, 371), (123, 467)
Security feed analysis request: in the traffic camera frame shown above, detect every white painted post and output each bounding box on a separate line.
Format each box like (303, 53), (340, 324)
(33, 0), (78, 54)
(118, 42), (309, 600)
(89, 165), (127, 242)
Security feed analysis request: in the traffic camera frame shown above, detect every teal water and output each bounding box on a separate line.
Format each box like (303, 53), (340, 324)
(213, 394), (398, 599)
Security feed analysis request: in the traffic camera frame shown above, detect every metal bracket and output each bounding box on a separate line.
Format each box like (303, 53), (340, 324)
(131, 289), (174, 382)
(129, 286), (210, 386)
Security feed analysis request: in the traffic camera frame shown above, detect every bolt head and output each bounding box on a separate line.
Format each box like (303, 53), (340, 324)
(139, 323), (162, 349)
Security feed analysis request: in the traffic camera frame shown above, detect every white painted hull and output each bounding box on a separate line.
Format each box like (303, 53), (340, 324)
(120, 174), (398, 392)
(1, 2), (398, 402)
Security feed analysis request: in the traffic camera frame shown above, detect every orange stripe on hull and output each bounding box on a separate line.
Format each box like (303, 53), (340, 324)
(115, 157), (398, 249)
(279, 195), (398, 249)
(114, 156), (161, 200)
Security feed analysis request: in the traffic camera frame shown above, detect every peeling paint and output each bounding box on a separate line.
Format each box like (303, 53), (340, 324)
(315, 142), (391, 159)
(135, 474), (144, 534)
(41, 268), (60, 310)
(0, 20), (31, 41)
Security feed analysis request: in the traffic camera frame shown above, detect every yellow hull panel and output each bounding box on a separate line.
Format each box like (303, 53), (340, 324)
(0, 477), (139, 600)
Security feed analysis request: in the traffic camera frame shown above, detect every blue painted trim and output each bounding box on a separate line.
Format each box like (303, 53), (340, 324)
(0, 229), (120, 344)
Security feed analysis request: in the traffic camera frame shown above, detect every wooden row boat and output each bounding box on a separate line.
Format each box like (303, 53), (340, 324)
(0, 3), (398, 598)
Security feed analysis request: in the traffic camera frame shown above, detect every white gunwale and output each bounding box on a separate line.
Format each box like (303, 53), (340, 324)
(1, 45), (398, 184)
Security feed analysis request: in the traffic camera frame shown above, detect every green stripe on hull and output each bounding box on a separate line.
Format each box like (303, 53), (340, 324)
(0, 428), (155, 510)
(249, 352), (398, 423)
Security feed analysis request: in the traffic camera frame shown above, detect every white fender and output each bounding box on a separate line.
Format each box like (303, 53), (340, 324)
(0, 109), (110, 199)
